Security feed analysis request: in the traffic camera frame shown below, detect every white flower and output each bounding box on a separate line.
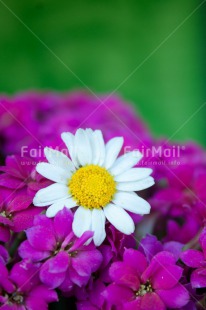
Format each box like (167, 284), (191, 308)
(33, 129), (154, 246)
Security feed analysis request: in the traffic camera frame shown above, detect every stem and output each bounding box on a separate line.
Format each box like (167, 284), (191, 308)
(9, 232), (25, 258)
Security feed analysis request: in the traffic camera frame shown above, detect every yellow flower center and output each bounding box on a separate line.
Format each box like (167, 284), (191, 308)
(69, 165), (116, 209)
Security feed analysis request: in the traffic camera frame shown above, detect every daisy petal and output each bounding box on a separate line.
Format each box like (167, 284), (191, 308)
(92, 209), (106, 246)
(64, 197), (77, 209)
(61, 132), (79, 168)
(75, 129), (92, 166)
(36, 163), (70, 184)
(33, 183), (70, 207)
(72, 206), (92, 237)
(93, 130), (105, 166)
(116, 176), (155, 191)
(91, 131), (100, 165)
(104, 137), (124, 169)
(115, 168), (153, 182)
(104, 203), (135, 235)
(113, 191), (151, 214)
(44, 147), (75, 172)
(85, 128), (95, 161)
(109, 152), (143, 176)
(46, 200), (67, 218)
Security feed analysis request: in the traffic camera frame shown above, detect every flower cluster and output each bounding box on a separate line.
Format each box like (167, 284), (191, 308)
(0, 91), (152, 158)
(0, 91), (206, 309)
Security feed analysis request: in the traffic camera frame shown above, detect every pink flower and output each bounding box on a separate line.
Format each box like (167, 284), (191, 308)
(0, 155), (49, 196)
(150, 142), (206, 243)
(0, 91), (152, 158)
(74, 227), (137, 309)
(75, 279), (110, 310)
(74, 245), (115, 309)
(104, 248), (189, 309)
(0, 260), (58, 309)
(0, 156), (49, 241)
(181, 227), (206, 288)
(19, 208), (102, 291)
(138, 234), (183, 263)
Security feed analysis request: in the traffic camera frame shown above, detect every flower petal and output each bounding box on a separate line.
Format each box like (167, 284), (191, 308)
(71, 249), (102, 277)
(26, 225), (56, 251)
(109, 261), (140, 290)
(72, 206), (92, 237)
(141, 252), (179, 287)
(33, 183), (70, 207)
(75, 129), (92, 166)
(89, 130), (99, 165)
(69, 265), (90, 286)
(115, 167), (152, 182)
(58, 271), (73, 292)
(113, 191), (151, 214)
(26, 285), (58, 305)
(64, 197), (77, 209)
(0, 174), (24, 189)
(12, 207), (42, 232)
(92, 209), (106, 246)
(103, 283), (134, 304)
(69, 231), (94, 252)
(104, 203), (135, 235)
(85, 128), (95, 161)
(141, 293), (166, 310)
(92, 130), (105, 166)
(123, 249), (148, 276)
(123, 300), (141, 310)
(180, 249), (204, 268)
(152, 265), (183, 290)
(109, 151), (143, 176)
(10, 261), (39, 291)
(40, 252), (68, 288)
(116, 176), (155, 191)
(46, 198), (76, 218)
(19, 240), (50, 262)
(157, 283), (189, 308)
(53, 208), (73, 241)
(44, 147), (75, 172)
(61, 132), (79, 167)
(191, 267), (206, 288)
(36, 162), (70, 184)
(104, 137), (124, 169)
(46, 200), (68, 218)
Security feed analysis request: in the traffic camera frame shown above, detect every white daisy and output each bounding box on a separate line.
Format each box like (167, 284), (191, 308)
(33, 129), (154, 246)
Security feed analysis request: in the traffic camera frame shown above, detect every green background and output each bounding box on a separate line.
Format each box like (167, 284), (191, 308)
(0, 0), (205, 145)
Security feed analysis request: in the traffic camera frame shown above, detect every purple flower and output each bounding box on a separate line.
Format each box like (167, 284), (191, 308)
(104, 248), (189, 309)
(75, 279), (110, 310)
(74, 235), (184, 309)
(0, 156), (49, 241)
(181, 227), (206, 288)
(0, 260), (58, 309)
(151, 141), (206, 182)
(150, 142), (206, 243)
(138, 234), (184, 263)
(74, 245), (114, 309)
(19, 208), (102, 291)
(74, 227), (137, 309)
(0, 155), (50, 195)
(0, 91), (152, 158)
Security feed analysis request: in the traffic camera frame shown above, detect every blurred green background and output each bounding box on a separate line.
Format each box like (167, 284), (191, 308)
(0, 0), (205, 145)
